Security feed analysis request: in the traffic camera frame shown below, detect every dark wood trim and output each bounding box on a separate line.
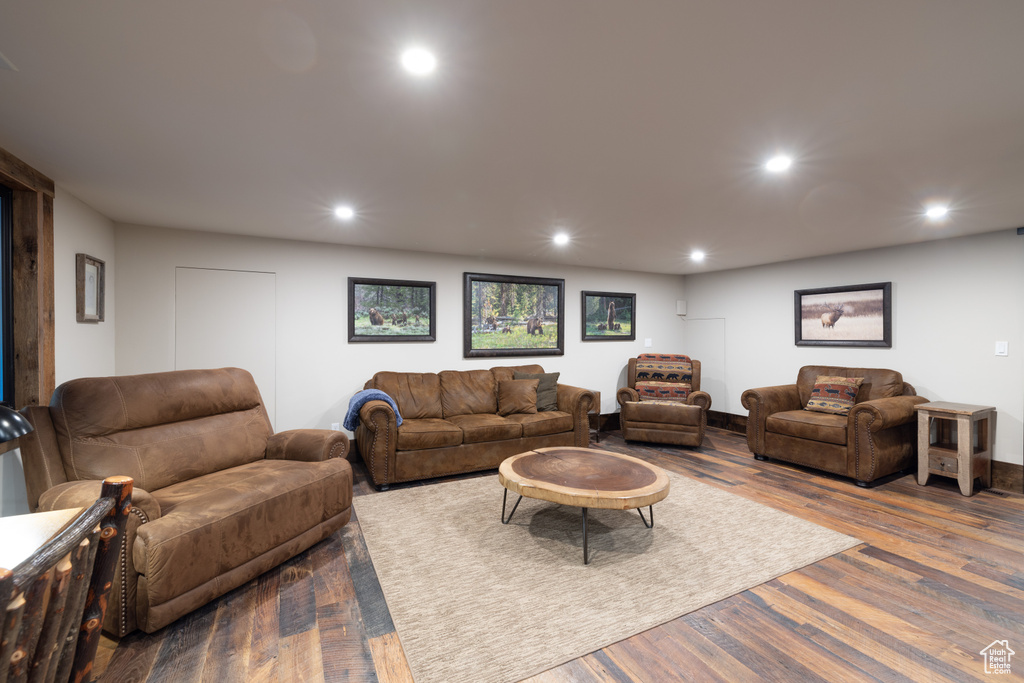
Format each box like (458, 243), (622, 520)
(992, 460), (1023, 494)
(0, 147), (54, 197)
(1, 146), (56, 409)
(707, 410), (747, 434)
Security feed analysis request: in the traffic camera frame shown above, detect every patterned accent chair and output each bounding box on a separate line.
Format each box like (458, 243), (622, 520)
(616, 354), (712, 447)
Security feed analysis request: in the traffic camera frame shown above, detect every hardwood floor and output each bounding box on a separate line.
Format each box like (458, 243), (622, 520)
(95, 428), (1024, 682)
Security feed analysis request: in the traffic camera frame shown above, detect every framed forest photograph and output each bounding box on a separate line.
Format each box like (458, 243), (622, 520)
(348, 277), (436, 342)
(795, 281), (892, 348)
(582, 291), (635, 341)
(463, 272), (564, 358)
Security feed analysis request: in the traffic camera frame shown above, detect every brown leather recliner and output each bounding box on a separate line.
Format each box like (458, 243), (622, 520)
(616, 354), (712, 447)
(741, 365), (927, 486)
(18, 367), (353, 636)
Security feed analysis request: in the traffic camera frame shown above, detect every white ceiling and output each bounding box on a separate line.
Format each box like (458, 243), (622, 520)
(2, 1), (1023, 274)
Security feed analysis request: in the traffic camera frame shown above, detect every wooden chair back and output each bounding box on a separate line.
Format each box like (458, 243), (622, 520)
(0, 476), (132, 683)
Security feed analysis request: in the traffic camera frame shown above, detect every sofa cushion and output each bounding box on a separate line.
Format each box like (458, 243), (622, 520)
(490, 364), (545, 383)
(396, 418), (464, 450)
(796, 366), (903, 405)
(439, 370), (498, 417)
(446, 414), (523, 443)
(805, 376), (864, 415)
(504, 411), (574, 437)
(766, 410), (848, 445)
(49, 367), (272, 492)
(370, 372), (443, 419)
(513, 371), (560, 411)
(135, 458), (352, 606)
(498, 379), (539, 416)
(635, 381), (691, 402)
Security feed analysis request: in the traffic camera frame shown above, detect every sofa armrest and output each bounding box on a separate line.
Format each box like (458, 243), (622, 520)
(266, 429), (349, 462)
(616, 387), (639, 406)
(355, 400), (399, 488)
(687, 390), (712, 412)
(848, 395), (929, 432)
(740, 384), (802, 456)
(556, 384), (595, 447)
(37, 479), (159, 636)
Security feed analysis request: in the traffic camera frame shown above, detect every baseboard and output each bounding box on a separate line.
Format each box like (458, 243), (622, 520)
(707, 410), (746, 435)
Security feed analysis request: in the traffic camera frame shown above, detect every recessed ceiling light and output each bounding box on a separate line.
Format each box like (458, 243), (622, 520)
(925, 205), (949, 220)
(334, 205), (355, 221)
(765, 155), (793, 173)
(401, 47), (437, 76)
(691, 250), (705, 262)
(553, 233), (570, 246)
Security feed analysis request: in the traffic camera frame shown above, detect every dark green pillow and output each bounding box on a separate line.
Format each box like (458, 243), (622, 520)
(513, 371), (560, 411)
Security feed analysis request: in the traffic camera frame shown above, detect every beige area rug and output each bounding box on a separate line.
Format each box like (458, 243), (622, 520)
(354, 471), (859, 683)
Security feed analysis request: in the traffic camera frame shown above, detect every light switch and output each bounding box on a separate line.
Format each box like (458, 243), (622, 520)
(644, 338), (653, 348)
(995, 341), (1009, 356)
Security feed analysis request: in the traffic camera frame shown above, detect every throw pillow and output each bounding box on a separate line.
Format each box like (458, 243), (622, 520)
(805, 375), (864, 415)
(513, 371), (560, 411)
(497, 379), (539, 416)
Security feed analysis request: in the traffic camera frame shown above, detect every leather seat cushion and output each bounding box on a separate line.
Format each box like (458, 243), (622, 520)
(396, 418), (464, 450)
(766, 409), (848, 445)
(136, 458), (353, 606)
(446, 414), (523, 443)
(504, 411), (573, 437)
(621, 401), (701, 426)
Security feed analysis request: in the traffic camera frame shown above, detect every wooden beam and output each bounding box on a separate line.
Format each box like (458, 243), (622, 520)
(0, 147), (54, 198)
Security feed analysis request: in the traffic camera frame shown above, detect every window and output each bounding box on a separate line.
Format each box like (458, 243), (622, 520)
(0, 182), (12, 406)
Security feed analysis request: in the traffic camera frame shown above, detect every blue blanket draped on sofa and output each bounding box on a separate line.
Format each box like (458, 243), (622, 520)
(344, 389), (403, 431)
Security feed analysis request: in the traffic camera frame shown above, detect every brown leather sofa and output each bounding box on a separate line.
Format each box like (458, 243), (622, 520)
(741, 365), (926, 486)
(355, 364), (595, 489)
(616, 354), (712, 447)
(18, 367), (353, 636)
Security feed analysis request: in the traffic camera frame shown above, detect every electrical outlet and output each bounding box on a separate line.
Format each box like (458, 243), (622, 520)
(330, 422), (340, 431)
(644, 338), (653, 348)
(995, 341), (1009, 356)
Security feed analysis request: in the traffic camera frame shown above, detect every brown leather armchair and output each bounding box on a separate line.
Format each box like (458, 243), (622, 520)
(616, 354), (712, 447)
(17, 367), (353, 636)
(741, 365), (926, 486)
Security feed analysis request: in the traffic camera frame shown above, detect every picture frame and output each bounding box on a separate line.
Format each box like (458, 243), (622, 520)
(463, 272), (564, 358)
(348, 277), (436, 342)
(794, 281), (892, 348)
(581, 291), (636, 341)
(76, 253), (105, 323)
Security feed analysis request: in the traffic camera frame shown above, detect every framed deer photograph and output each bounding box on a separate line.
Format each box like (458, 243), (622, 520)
(795, 282), (892, 347)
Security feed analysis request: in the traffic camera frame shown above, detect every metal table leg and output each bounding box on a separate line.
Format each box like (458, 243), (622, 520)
(582, 507), (589, 564)
(501, 489), (522, 524)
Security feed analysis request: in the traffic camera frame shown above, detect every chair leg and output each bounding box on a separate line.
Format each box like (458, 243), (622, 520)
(754, 454), (769, 461)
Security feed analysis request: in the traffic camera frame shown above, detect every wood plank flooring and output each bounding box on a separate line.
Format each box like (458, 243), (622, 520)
(95, 428), (1024, 682)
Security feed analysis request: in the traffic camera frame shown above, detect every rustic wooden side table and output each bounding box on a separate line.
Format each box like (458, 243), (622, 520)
(914, 401), (996, 496)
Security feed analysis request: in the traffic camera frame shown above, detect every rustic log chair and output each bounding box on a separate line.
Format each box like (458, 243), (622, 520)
(1, 476), (131, 683)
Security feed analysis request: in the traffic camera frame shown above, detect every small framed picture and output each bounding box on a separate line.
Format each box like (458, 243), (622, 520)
(582, 291), (636, 341)
(76, 253), (105, 323)
(348, 277), (436, 342)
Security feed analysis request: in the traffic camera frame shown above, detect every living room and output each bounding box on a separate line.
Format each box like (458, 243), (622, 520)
(2, 3), (1023, 682)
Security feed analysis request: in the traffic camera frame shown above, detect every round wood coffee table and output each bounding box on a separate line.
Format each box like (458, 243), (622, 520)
(498, 446), (670, 564)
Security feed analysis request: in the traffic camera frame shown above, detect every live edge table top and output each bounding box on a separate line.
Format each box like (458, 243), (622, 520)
(498, 447), (670, 510)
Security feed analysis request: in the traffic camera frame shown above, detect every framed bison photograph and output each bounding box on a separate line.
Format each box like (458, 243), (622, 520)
(463, 272), (564, 358)
(795, 281), (892, 348)
(581, 291), (635, 341)
(348, 277), (436, 343)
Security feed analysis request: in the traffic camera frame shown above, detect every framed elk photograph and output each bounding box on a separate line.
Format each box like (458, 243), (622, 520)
(463, 272), (564, 358)
(795, 282), (892, 348)
(581, 291), (635, 341)
(348, 277), (436, 342)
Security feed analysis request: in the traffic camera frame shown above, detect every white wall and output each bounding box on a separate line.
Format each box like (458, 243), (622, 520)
(1, 187), (116, 516)
(682, 229), (1024, 465)
(114, 224), (687, 432)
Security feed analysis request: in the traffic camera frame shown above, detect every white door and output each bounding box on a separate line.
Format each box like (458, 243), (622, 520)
(174, 267), (277, 427)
